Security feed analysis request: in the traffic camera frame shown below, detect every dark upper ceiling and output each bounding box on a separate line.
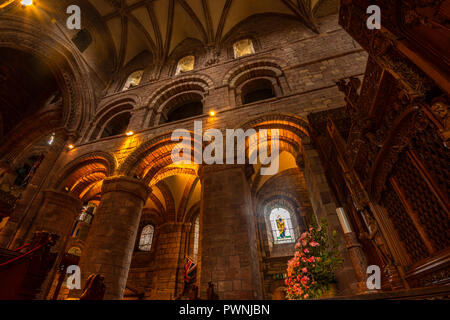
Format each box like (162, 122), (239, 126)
(1, 0), (339, 80)
(85, 0), (338, 66)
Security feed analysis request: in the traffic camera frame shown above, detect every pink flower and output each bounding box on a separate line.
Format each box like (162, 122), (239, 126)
(310, 241), (320, 247)
(307, 256), (315, 263)
(304, 248), (309, 254)
(304, 294), (309, 299)
(300, 232), (308, 240)
(302, 267), (308, 273)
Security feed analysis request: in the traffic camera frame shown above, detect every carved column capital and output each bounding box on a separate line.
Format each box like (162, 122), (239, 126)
(101, 176), (151, 203)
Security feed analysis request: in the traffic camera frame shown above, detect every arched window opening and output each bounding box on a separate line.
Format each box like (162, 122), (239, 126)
(242, 79), (275, 105)
(176, 55), (195, 75)
(165, 100), (203, 124)
(192, 216), (200, 260)
(122, 70), (144, 91)
(233, 39), (255, 58)
(139, 225), (154, 251)
(270, 207), (295, 244)
(100, 112), (131, 138)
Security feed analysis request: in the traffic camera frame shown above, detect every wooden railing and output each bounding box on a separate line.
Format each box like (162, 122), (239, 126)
(0, 231), (58, 300)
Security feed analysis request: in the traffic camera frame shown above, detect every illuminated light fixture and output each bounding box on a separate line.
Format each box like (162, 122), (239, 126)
(68, 144), (74, 150)
(209, 111), (215, 117)
(20, 0), (33, 6)
(126, 130), (134, 136)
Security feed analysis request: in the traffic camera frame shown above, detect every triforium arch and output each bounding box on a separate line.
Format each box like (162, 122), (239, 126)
(85, 97), (137, 141)
(144, 75), (214, 127)
(223, 59), (289, 107)
(0, 14), (95, 142)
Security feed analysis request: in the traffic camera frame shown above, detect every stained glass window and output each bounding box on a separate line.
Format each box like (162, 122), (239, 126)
(122, 70), (143, 91)
(192, 216), (200, 260)
(139, 225), (154, 251)
(270, 208), (295, 244)
(233, 39), (255, 58)
(176, 55), (195, 75)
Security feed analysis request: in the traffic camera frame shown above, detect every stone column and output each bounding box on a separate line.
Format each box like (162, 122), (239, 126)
(199, 165), (263, 300)
(29, 190), (81, 244)
(76, 176), (150, 300)
(27, 190), (82, 299)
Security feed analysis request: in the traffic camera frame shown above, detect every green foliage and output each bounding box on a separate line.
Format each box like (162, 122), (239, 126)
(285, 218), (343, 299)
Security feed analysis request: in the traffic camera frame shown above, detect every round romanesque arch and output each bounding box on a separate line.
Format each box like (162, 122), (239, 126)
(86, 97), (137, 141)
(0, 14), (96, 141)
(52, 151), (117, 199)
(144, 75), (214, 127)
(118, 131), (202, 183)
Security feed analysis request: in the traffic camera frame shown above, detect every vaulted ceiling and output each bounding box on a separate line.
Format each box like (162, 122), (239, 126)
(86, 0), (338, 68)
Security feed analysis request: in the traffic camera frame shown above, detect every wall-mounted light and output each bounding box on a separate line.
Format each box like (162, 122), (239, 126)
(20, 0), (33, 6)
(126, 130), (134, 136)
(68, 144), (74, 150)
(209, 111), (216, 117)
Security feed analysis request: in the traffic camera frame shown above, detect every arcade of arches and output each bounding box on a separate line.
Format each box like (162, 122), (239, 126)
(0, 0), (449, 300)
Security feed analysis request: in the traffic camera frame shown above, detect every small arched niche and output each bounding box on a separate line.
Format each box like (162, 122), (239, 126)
(233, 39), (255, 58)
(122, 70), (144, 91)
(175, 55), (195, 75)
(241, 78), (276, 105)
(100, 112), (131, 138)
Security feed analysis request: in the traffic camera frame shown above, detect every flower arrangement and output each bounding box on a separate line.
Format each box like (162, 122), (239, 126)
(285, 218), (343, 299)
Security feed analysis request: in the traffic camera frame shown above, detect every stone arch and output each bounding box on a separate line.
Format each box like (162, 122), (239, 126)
(156, 91), (204, 125)
(233, 113), (310, 171)
(52, 151), (117, 199)
(144, 75), (214, 127)
(223, 59), (289, 107)
(119, 131), (202, 184)
(223, 58), (287, 87)
(0, 14), (95, 140)
(86, 97), (136, 141)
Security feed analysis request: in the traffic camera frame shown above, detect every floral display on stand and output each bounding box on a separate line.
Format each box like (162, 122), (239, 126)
(285, 219), (343, 299)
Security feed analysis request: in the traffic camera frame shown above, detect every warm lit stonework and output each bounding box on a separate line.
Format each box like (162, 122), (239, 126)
(0, 0), (448, 301)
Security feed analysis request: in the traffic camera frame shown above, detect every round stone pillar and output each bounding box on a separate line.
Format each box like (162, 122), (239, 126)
(30, 190), (82, 247)
(28, 190), (82, 299)
(77, 176), (150, 300)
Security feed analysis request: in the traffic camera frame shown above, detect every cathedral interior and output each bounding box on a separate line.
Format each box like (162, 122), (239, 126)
(0, 0), (449, 300)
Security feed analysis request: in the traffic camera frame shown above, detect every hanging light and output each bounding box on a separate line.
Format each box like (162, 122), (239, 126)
(20, 0), (33, 6)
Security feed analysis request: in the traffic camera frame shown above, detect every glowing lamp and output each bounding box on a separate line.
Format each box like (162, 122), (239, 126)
(68, 144), (74, 150)
(21, 0), (33, 6)
(126, 131), (134, 136)
(209, 111), (215, 117)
